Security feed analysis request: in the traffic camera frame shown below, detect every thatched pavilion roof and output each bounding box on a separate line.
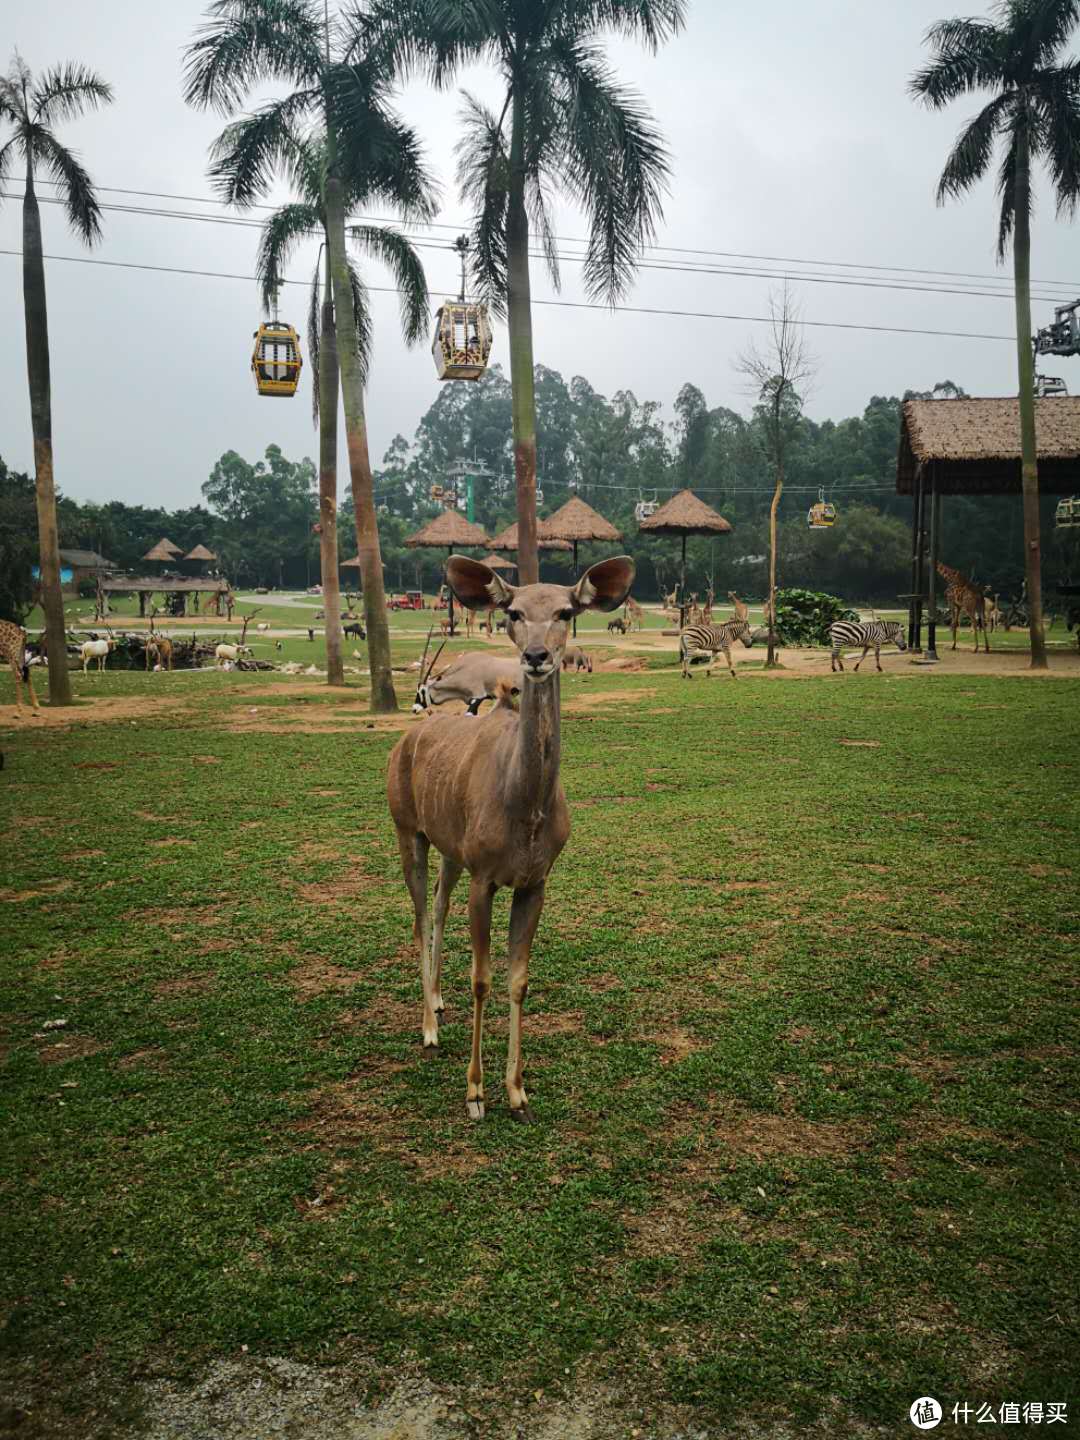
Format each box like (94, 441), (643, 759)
(183, 543), (217, 561)
(143, 537), (183, 562)
(637, 489), (733, 536)
(405, 508), (490, 549)
(489, 520), (572, 552)
(897, 397), (1080, 495)
(539, 496), (622, 544)
(478, 552), (516, 571)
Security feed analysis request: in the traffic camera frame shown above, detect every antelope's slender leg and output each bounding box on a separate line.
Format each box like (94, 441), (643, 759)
(506, 883), (545, 1122)
(25, 665), (38, 711)
(13, 666), (23, 711)
(466, 876), (495, 1120)
(430, 856), (463, 1021)
(397, 829), (435, 1047)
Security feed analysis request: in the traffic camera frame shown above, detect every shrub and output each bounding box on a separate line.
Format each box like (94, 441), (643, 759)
(774, 587), (858, 646)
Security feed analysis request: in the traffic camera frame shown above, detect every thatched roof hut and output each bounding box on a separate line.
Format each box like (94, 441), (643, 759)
(143, 537), (182, 563)
(183, 543), (218, 561)
(489, 520), (571, 552)
(478, 552), (516, 572)
(540, 496), (622, 545)
(637, 489), (733, 536)
(405, 508), (490, 550)
(897, 397), (1080, 494)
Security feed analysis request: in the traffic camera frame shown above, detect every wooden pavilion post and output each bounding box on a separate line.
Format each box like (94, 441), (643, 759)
(680, 534), (688, 629)
(571, 540), (578, 636)
(907, 465), (923, 650)
(926, 462), (940, 662)
(446, 548), (456, 637)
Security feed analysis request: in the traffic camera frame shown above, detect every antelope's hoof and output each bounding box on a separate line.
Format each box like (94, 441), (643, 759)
(422, 1040), (439, 1057)
(466, 1097), (486, 1122)
(509, 1104), (534, 1125)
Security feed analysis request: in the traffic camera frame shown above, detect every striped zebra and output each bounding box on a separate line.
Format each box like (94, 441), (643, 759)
(828, 619), (907, 673)
(679, 618), (754, 679)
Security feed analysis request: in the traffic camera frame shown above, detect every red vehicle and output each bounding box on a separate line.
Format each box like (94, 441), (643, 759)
(387, 590), (425, 611)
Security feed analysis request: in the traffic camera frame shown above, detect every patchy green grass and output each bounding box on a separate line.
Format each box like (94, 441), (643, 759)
(1, 663), (1077, 1436)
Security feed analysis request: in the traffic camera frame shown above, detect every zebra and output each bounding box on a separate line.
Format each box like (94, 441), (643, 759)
(679, 618), (754, 679)
(828, 619), (907, 673)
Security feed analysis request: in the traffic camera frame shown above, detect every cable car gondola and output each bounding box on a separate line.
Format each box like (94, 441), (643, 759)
(634, 490), (659, 523)
(1054, 496), (1080, 529)
(251, 293), (302, 397)
(432, 237), (493, 382)
(807, 487), (837, 530)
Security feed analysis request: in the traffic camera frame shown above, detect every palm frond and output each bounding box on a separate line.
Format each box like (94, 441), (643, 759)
(527, 174), (561, 291)
(348, 222), (430, 346)
(0, 136), (17, 191)
(0, 54), (32, 121)
(358, 0), (495, 89)
(33, 128), (103, 244)
(256, 201), (322, 311)
(553, 42), (670, 304)
(346, 254), (374, 386)
(31, 64), (113, 124)
(1035, 64), (1080, 217)
(910, 18), (1006, 106)
(328, 65), (439, 222)
(308, 250), (323, 426)
(1026, 0), (1080, 67)
(935, 92), (1011, 202)
(455, 90), (510, 314)
(182, 0), (323, 113)
(994, 119), (1024, 259)
(552, 0), (687, 51)
(207, 89), (319, 204)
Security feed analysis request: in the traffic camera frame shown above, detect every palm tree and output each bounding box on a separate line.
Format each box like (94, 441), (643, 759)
(184, 0), (435, 711)
(370, 0), (685, 583)
(0, 54), (113, 706)
(911, 0), (1080, 670)
(236, 135), (430, 686)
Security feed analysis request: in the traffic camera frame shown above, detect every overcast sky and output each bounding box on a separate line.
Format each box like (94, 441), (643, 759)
(4, 0), (1080, 510)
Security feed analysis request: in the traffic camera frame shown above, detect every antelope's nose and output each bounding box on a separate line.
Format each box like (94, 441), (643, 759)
(523, 646), (550, 673)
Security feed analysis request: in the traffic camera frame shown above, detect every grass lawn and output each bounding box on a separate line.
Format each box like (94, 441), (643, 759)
(1, 658), (1077, 1437)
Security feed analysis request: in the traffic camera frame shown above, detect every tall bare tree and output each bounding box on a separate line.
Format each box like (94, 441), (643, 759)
(911, 0), (1080, 670)
(736, 286), (817, 669)
(0, 53), (113, 706)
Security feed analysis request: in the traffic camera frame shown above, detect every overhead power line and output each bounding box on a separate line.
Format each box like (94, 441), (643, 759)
(0, 247), (1017, 344)
(29, 174), (1080, 294)
(7, 188), (1075, 306)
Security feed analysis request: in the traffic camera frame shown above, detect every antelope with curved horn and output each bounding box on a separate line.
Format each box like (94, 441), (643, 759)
(387, 554), (635, 1123)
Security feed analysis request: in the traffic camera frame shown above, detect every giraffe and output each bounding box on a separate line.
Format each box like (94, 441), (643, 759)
(937, 562), (989, 653)
(1, 620), (39, 713)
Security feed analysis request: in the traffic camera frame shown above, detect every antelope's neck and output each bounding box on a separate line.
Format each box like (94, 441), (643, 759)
(507, 670), (562, 818)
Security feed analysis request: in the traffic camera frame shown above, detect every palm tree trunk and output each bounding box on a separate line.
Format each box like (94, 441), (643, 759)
(507, 84), (539, 586)
(22, 154), (72, 706)
(318, 244), (345, 686)
(323, 132), (397, 711)
(1013, 120), (1047, 669)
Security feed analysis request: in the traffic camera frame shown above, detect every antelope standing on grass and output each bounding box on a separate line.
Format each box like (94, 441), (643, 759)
(80, 634), (116, 673)
(0, 620), (39, 713)
(387, 554), (634, 1123)
(679, 617), (754, 678)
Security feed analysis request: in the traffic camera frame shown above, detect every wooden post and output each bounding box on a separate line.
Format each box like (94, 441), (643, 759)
(447, 550), (456, 637)
(572, 540), (579, 638)
(908, 466), (923, 650)
(679, 534), (688, 629)
(926, 465), (941, 662)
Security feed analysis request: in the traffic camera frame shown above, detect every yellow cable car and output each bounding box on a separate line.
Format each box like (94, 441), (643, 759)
(432, 237), (493, 382)
(1055, 495), (1080, 529)
(807, 488), (837, 529)
(251, 320), (302, 398)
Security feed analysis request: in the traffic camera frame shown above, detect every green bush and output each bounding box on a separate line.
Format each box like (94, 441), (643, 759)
(774, 587), (859, 646)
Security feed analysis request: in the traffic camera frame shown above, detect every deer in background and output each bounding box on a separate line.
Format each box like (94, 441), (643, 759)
(387, 554), (634, 1123)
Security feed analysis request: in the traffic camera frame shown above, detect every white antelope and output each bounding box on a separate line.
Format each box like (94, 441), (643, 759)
(413, 648), (525, 716)
(388, 554), (634, 1123)
(215, 643), (251, 669)
(80, 636), (115, 673)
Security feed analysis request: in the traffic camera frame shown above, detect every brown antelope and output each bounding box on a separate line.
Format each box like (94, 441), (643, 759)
(387, 554), (634, 1123)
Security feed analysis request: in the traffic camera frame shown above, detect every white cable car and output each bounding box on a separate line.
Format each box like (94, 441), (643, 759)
(807, 487), (837, 530)
(251, 290), (302, 397)
(430, 483), (446, 502)
(432, 237), (493, 382)
(634, 490), (659, 523)
(1054, 496), (1080, 528)
(1035, 373), (1069, 397)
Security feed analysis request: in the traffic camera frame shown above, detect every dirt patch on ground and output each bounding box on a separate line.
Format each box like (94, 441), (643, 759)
(154, 974), (213, 997)
(1, 879), (71, 902)
(38, 1035), (102, 1064)
(286, 956), (362, 999)
(565, 686), (657, 712)
(671, 1099), (863, 1163)
(838, 738), (881, 748)
(116, 1046), (169, 1071)
(0, 693), (193, 730)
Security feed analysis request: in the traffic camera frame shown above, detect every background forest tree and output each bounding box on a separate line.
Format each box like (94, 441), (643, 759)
(4, 367), (1077, 620)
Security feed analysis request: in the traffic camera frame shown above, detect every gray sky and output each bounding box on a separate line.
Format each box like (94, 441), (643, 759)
(3, 0), (1080, 509)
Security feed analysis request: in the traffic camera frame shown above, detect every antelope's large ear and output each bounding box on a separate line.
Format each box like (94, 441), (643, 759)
(570, 556), (635, 613)
(446, 555), (517, 611)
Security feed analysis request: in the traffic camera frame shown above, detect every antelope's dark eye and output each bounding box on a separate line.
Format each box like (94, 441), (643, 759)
(558, 608), (574, 622)
(506, 609), (522, 623)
